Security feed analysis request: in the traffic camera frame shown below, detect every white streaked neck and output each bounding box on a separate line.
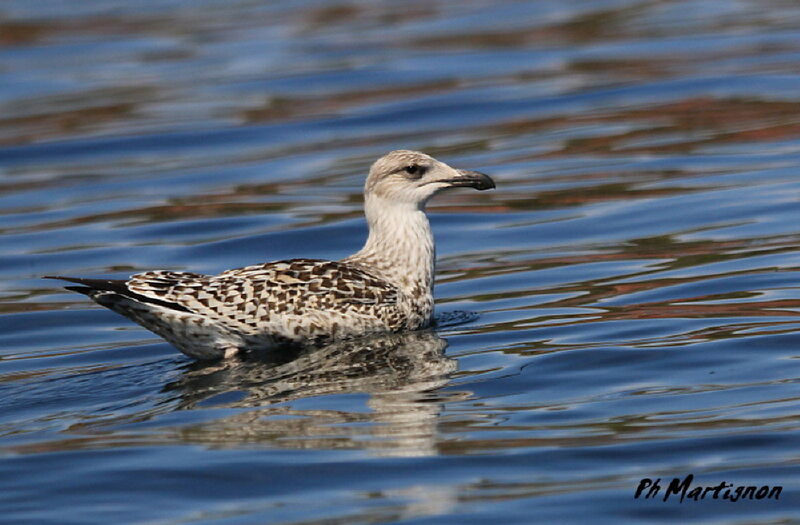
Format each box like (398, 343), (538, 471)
(344, 194), (435, 292)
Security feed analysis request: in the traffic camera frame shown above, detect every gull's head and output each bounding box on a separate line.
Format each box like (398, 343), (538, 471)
(364, 150), (494, 207)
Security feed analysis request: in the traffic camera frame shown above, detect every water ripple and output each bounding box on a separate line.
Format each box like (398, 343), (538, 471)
(1, 0), (800, 523)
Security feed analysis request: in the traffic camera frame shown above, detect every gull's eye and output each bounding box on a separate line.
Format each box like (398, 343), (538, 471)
(403, 164), (426, 178)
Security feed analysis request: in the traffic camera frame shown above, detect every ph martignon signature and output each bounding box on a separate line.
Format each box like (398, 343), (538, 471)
(635, 474), (782, 503)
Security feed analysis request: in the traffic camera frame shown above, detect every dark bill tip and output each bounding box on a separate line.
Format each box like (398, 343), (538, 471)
(446, 169), (496, 191)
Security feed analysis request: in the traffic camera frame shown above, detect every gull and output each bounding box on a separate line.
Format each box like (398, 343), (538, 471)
(46, 150), (495, 360)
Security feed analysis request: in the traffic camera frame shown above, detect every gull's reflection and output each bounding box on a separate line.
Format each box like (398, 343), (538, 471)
(165, 330), (465, 457)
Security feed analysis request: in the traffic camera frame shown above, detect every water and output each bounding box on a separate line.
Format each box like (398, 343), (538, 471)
(2, 0), (800, 523)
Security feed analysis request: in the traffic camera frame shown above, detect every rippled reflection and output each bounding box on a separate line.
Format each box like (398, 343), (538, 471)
(166, 330), (461, 457)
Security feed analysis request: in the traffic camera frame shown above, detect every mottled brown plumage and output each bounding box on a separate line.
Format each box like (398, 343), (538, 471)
(46, 150), (494, 360)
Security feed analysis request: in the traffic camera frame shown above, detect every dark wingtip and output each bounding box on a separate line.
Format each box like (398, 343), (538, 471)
(63, 285), (94, 296)
(44, 275), (85, 287)
(44, 276), (97, 297)
(45, 274), (192, 313)
(43, 275), (129, 293)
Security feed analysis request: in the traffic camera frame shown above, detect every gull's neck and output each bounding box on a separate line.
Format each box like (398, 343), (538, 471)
(344, 194), (435, 295)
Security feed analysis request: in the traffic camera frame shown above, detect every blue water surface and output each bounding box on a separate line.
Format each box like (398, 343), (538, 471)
(1, 0), (799, 523)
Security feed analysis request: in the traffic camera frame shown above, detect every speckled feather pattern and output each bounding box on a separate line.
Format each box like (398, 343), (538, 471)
(52, 151), (493, 359)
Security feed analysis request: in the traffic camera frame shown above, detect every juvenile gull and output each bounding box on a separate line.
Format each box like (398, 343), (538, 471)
(46, 150), (495, 360)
